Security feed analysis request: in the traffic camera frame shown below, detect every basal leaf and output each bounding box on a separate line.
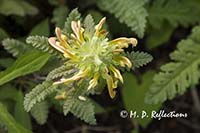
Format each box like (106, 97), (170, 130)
(14, 91), (32, 130)
(0, 50), (50, 86)
(0, 0), (38, 16)
(122, 71), (161, 127)
(0, 102), (31, 133)
(29, 19), (50, 36)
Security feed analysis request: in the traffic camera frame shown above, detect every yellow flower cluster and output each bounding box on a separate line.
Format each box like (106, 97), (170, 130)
(48, 17), (137, 98)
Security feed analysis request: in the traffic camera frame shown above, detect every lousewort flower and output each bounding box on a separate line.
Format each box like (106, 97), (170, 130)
(48, 17), (137, 98)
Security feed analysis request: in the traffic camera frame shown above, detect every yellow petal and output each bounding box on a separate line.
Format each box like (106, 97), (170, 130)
(55, 27), (62, 40)
(95, 17), (106, 36)
(53, 78), (71, 85)
(120, 56), (132, 68)
(88, 73), (99, 90)
(71, 21), (79, 38)
(63, 50), (76, 60)
(49, 31), (75, 59)
(106, 75), (116, 99)
(109, 65), (123, 83)
(53, 69), (88, 85)
(110, 37), (137, 48)
(113, 78), (118, 88)
(61, 34), (67, 41)
(70, 33), (81, 46)
(55, 27), (71, 49)
(113, 49), (124, 53)
(98, 29), (108, 37)
(114, 56), (132, 68)
(54, 92), (66, 100)
(71, 21), (84, 42)
(48, 37), (65, 53)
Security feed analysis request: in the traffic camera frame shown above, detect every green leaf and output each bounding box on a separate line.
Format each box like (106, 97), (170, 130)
(30, 101), (49, 125)
(91, 99), (105, 114)
(0, 50), (50, 86)
(70, 98), (96, 125)
(148, 0), (200, 29)
(63, 8), (81, 35)
(2, 39), (32, 57)
(0, 84), (18, 101)
(126, 51), (153, 69)
(84, 14), (95, 36)
(46, 64), (75, 81)
(0, 102), (31, 133)
(24, 81), (57, 112)
(38, 57), (61, 75)
(62, 89), (96, 125)
(86, 10), (105, 23)
(26, 36), (60, 56)
(122, 71), (161, 127)
(14, 91), (32, 130)
(86, 10), (110, 37)
(0, 0), (38, 16)
(52, 6), (69, 28)
(146, 23), (175, 49)
(19, 0), (38, 16)
(0, 58), (14, 68)
(63, 96), (74, 116)
(97, 0), (148, 38)
(29, 19), (50, 36)
(146, 26), (200, 104)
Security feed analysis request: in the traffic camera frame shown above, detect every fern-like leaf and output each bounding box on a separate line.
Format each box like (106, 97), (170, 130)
(70, 98), (96, 125)
(30, 101), (49, 125)
(84, 14), (95, 36)
(46, 64), (76, 81)
(97, 0), (148, 38)
(26, 36), (60, 56)
(62, 83), (96, 124)
(63, 8), (81, 35)
(24, 81), (57, 112)
(148, 0), (200, 28)
(146, 26), (200, 104)
(2, 39), (31, 57)
(127, 51), (153, 69)
(63, 96), (74, 115)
